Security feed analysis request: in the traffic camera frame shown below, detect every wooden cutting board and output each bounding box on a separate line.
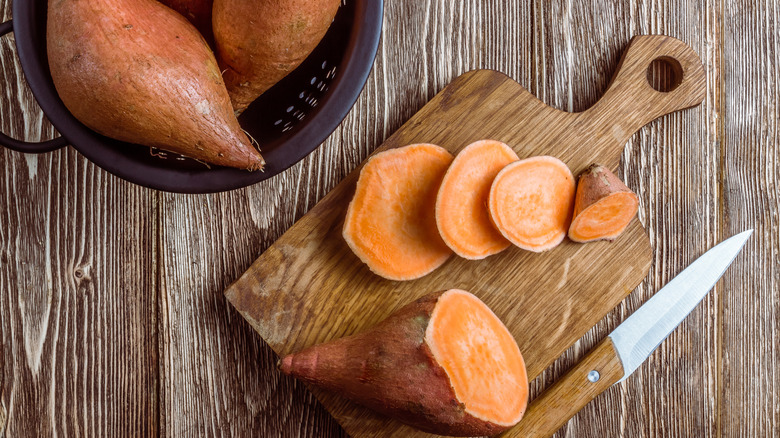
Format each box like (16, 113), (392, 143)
(225, 35), (705, 438)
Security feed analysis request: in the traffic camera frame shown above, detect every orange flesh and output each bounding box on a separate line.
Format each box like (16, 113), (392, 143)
(343, 144), (454, 280)
(435, 140), (519, 260)
(488, 156), (575, 252)
(426, 289), (528, 426)
(568, 192), (638, 242)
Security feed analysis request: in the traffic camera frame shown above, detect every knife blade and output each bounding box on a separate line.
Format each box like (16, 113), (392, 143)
(503, 230), (753, 438)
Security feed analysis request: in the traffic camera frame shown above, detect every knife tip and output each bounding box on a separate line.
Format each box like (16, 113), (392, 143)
(728, 229), (754, 251)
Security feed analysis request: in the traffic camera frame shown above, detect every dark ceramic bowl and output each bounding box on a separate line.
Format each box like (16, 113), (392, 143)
(0, 0), (382, 193)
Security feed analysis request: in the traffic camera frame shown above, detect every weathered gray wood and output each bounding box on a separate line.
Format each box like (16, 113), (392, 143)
(157, 188), (344, 437)
(531, 2), (725, 438)
(1, 0), (778, 437)
(720, 2), (780, 436)
(1, 2), (159, 435)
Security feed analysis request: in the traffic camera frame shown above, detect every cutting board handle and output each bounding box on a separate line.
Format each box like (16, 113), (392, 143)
(586, 35), (706, 148)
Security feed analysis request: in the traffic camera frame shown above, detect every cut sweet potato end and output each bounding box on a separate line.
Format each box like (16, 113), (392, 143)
(435, 140), (519, 260)
(568, 191), (638, 242)
(488, 156), (575, 252)
(425, 289), (528, 427)
(343, 144), (454, 280)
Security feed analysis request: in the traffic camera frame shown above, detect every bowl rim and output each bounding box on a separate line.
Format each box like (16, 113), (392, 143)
(12, 0), (383, 194)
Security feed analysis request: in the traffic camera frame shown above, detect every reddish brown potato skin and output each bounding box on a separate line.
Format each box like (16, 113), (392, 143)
(568, 163), (639, 242)
(158, 0), (215, 46)
(48, 0), (264, 170)
(572, 163), (634, 217)
(280, 292), (509, 437)
(213, 0), (341, 113)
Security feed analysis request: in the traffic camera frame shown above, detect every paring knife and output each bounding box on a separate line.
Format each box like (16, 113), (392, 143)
(505, 230), (753, 438)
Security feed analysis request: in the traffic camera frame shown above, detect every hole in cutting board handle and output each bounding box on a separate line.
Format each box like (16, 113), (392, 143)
(646, 57), (683, 93)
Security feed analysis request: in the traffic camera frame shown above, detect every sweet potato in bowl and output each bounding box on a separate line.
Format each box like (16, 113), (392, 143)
(3, 0), (381, 192)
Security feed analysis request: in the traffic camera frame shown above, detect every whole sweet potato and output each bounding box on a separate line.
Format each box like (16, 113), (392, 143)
(158, 0), (214, 46)
(48, 0), (264, 170)
(213, 0), (341, 113)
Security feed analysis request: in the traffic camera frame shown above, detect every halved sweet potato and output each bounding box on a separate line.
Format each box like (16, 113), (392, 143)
(280, 289), (529, 436)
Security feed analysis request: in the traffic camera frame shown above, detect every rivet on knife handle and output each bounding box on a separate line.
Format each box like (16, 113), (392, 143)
(501, 338), (624, 438)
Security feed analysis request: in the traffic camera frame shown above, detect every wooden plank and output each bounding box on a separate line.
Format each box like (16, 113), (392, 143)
(153, 7), (393, 431)
(0, 154), (160, 437)
(224, 31), (709, 437)
(532, 1), (724, 437)
(720, 1), (780, 436)
(0, 2), (159, 435)
(157, 189), (343, 437)
(0, 1), (776, 437)
(154, 2), (493, 436)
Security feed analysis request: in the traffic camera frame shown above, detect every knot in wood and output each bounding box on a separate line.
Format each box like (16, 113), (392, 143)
(73, 264), (92, 282)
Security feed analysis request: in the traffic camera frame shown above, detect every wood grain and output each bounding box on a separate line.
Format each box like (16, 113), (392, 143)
(224, 35), (704, 438)
(1, 0), (778, 437)
(720, 2), (780, 436)
(508, 338), (624, 438)
(1, 1), (159, 436)
(157, 189), (343, 437)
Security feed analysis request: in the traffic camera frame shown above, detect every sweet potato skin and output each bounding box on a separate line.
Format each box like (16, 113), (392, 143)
(280, 292), (508, 437)
(569, 164), (639, 242)
(48, 0), (264, 170)
(572, 164), (634, 218)
(213, 0), (341, 112)
(158, 0), (214, 46)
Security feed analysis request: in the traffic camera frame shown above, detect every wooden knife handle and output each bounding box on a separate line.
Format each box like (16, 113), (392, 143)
(501, 337), (625, 438)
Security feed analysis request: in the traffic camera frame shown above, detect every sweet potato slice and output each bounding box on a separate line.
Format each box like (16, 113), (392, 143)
(488, 156), (575, 252)
(435, 140), (519, 259)
(280, 289), (529, 436)
(568, 164), (639, 242)
(343, 144), (454, 281)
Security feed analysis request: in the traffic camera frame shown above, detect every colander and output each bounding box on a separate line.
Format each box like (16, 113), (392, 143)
(0, 0), (382, 193)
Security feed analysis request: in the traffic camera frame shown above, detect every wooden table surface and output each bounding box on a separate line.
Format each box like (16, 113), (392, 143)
(1, 1), (778, 437)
